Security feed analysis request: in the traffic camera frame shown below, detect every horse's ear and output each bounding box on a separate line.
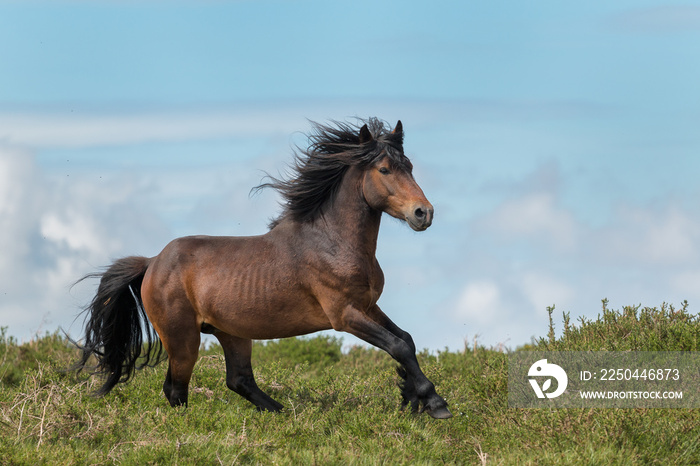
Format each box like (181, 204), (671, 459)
(393, 120), (403, 137)
(359, 124), (373, 144)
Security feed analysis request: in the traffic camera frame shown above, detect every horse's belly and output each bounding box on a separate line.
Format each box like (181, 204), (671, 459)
(201, 279), (332, 340)
(212, 302), (333, 340)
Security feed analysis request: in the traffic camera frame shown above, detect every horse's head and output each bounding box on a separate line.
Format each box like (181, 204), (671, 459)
(361, 121), (434, 231)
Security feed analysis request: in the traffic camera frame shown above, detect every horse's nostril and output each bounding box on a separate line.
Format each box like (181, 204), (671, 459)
(415, 208), (425, 219)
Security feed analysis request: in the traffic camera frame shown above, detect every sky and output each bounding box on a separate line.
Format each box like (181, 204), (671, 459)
(1, 1), (700, 352)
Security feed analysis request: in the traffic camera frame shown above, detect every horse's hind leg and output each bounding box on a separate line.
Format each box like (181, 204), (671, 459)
(159, 327), (200, 407)
(214, 332), (284, 413)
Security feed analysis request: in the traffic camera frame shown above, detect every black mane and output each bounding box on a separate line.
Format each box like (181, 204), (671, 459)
(256, 118), (409, 227)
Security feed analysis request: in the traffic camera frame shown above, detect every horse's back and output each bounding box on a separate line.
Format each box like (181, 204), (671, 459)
(144, 233), (280, 306)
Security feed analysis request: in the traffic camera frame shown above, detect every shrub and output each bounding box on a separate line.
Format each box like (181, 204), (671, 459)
(534, 299), (699, 351)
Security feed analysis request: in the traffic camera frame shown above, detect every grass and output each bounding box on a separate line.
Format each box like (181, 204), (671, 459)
(0, 301), (698, 464)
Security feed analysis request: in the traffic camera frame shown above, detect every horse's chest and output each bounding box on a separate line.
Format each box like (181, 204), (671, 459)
(367, 264), (385, 303)
(314, 245), (385, 304)
(339, 259), (385, 303)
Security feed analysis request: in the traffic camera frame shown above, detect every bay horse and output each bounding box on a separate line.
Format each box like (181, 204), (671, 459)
(73, 118), (452, 419)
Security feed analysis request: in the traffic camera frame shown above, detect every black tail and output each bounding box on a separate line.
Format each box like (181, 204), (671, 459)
(72, 256), (165, 396)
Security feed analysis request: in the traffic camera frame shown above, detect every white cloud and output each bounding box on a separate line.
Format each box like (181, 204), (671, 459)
(593, 204), (700, 266)
(41, 211), (110, 253)
(474, 164), (700, 269)
(0, 99), (570, 153)
(0, 108), (302, 149)
(0, 147), (172, 340)
(454, 280), (503, 324)
(0, 101), (451, 150)
(0, 150), (39, 292)
(478, 192), (578, 251)
(0, 150), (34, 216)
(519, 272), (575, 317)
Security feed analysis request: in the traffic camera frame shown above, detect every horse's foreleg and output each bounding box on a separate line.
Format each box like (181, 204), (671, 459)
(339, 304), (452, 419)
(365, 309), (418, 358)
(215, 332), (284, 413)
(362, 311), (422, 411)
(352, 309), (422, 411)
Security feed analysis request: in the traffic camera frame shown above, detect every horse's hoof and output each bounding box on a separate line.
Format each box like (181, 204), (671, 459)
(427, 406), (453, 419)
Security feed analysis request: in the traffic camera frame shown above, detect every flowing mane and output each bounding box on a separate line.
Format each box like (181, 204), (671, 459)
(257, 118), (409, 227)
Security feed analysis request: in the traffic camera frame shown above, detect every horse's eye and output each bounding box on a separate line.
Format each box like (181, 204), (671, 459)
(378, 167), (390, 175)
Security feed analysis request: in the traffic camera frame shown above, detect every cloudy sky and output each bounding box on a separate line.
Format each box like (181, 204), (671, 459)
(2, 1), (700, 351)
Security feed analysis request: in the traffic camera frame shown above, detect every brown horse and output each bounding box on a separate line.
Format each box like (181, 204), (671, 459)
(73, 118), (452, 419)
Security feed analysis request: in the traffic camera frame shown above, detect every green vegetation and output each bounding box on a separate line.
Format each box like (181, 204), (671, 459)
(1, 301), (698, 464)
(538, 299), (699, 351)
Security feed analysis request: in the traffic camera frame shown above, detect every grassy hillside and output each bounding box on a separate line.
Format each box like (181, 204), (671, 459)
(0, 301), (698, 464)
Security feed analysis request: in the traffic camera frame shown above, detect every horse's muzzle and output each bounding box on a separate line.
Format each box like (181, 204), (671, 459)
(407, 204), (434, 231)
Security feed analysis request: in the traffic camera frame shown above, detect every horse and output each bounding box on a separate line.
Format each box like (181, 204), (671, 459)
(73, 118), (452, 419)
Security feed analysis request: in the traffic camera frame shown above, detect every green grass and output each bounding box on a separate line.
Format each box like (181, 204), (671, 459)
(1, 301), (698, 464)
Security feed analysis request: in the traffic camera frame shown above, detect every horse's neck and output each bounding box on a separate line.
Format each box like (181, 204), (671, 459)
(314, 167), (382, 257)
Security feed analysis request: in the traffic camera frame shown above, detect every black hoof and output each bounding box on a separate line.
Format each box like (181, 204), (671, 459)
(396, 366), (451, 419)
(425, 405), (453, 419)
(254, 398), (285, 413)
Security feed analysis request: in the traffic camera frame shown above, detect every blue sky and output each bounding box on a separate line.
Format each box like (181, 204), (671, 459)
(1, 1), (700, 351)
